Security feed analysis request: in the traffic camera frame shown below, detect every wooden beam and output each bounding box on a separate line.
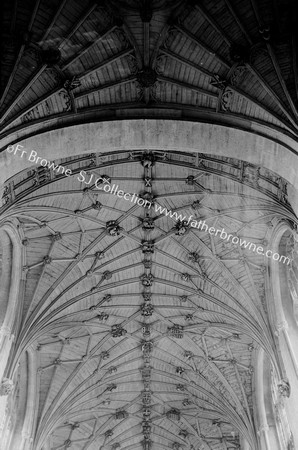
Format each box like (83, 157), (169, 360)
(174, 24), (231, 69)
(0, 0), (41, 106)
(246, 64), (298, 129)
(222, 0), (253, 45)
(292, 20), (298, 102)
(41, 0), (69, 43)
(0, 49), (134, 126)
(161, 48), (298, 132)
(0, 2), (101, 119)
(78, 48), (134, 79)
(60, 4), (98, 49)
(157, 75), (218, 98)
(266, 43), (298, 118)
(250, 0), (298, 118)
(0, 65), (47, 123)
(193, 3), (231, 46)
(151, 23), (171, 69)
(62, 26), (117, 70)
(74, 76), (137, 99)
(143, 22), (150, 67)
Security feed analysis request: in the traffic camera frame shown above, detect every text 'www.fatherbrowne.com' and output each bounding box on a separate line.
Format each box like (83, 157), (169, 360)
(153, 203), (291, 265)
(5, 144), (291, 265)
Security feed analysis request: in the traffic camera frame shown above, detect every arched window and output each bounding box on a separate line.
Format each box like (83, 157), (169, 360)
(259, 221), (298, 450)
(0, 222), (22, 447)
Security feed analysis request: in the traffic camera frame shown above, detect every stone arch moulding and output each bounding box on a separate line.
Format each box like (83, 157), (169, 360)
(265, 220), (298, 449)
(0, 220), (23, 382)
(0, 220), (23, 449)
(0, 120), (298, 203)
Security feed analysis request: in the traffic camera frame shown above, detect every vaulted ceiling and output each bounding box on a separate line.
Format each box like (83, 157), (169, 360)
(1, 1), (298, 449)
(0, 0), (298, 146)
(2, 150), (296, 449)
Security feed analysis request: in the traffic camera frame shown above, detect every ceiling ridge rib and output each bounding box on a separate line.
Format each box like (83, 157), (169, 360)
(249, 0), (298, 118)
(183, 2), (298, 128)
(160, 48), (298, 132)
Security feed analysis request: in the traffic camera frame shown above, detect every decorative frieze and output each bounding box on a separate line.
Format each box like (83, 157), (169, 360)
(242, 163), (259, 186)
(276, 177), (288, 204)
(166, 409), (180, 421)
(141, 273), (154, 287)
(111, 325), (127, 337)
(141, 153), (156, 167)
(33, 166), (51, 185)
(106, 221), (121, 236)
(142, 391), (152, 405)
(192, 200), (201, 210)
(277, 379), (290, 397)
(63, 76), (81, 91)
(2, 184), (13, 205)
(184, 351), (194, 359)
(142, 324), (151, 337)
(102, 271), (112, 280)
(97, 313), (109, 322)
(176, 384), (185, 391)
(144, 177), (152, 187)
(185, 314), (193, 321)
(181, 273), (191, 281)
(43, 256), (52, 264)
(115, 410), (128, 419)
(142, 241), (154, 253)
(179, 430), (188, 438)
(188, 252), (200, 263)
(52, 232), (62, 241)
(172, 443), (183, 450)
(0, 378), (14, 396)
(107, 384), (117, 392)
(221, 88), (233, 111)
(142, 428), (151, 442)
(142, 439), (152, 450)
(143, 293), (152, 302)
(141, 303), (154, 316)
(139, 192), (155, 206)
(210, 74), (227, 91)
(142, 341), (153, 357)
(142, 216), (155, 229)
(168, 325), (184, 338)
(142, 367), (152, 382)
(175, 221), (188, 236)
(143, 260), (152, 269)
(185, 175), (195, 185)
(101, 351), (110, 360)
(92, 201), (102, 210)
(230, 64), (247, 86)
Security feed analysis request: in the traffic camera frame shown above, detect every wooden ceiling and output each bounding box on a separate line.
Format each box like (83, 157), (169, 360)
(2, 149), (296, 449)
(0, 0), (298, 145)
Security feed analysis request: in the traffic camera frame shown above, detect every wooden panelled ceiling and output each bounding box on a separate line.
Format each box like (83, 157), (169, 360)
(0, 0), (298, 143)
